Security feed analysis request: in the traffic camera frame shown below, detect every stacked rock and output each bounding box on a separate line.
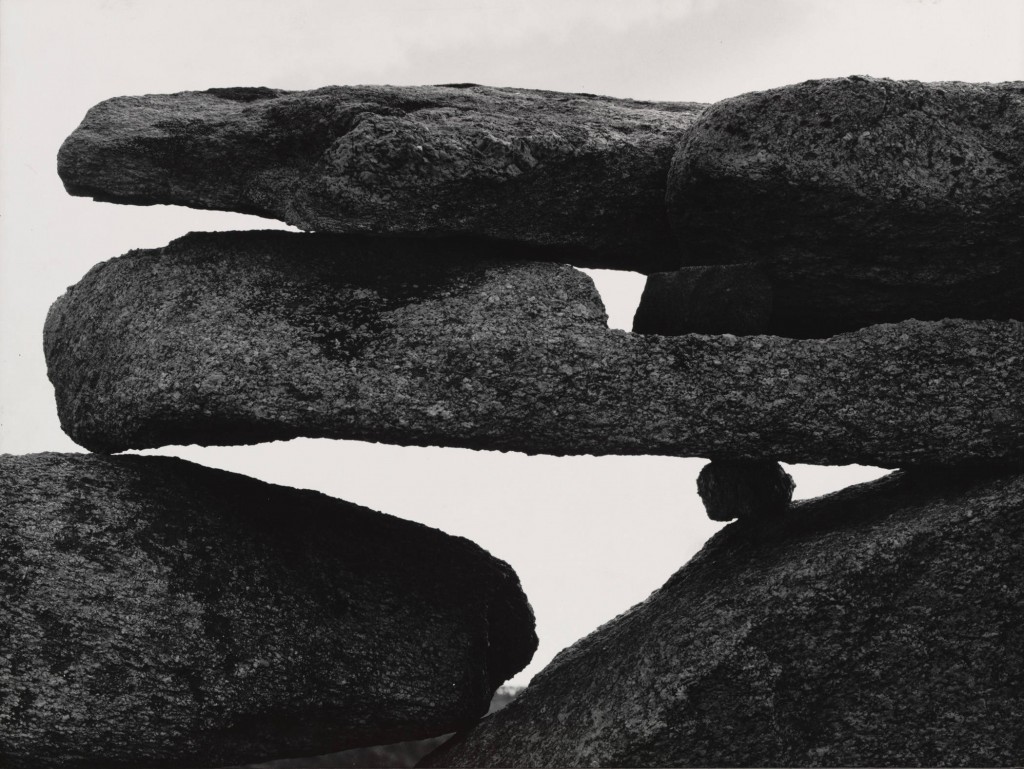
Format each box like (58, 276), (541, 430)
(3, 77), (1022, 767)
(1, 454), (536, 767)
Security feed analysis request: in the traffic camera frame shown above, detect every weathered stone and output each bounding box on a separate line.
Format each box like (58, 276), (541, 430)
(57, 84), (706, 273)
(425, 467), (1024, 767)
(696, 459), (794, 521)
(631, 264), (772, 335)
(0, 452), (536, 769)
(44, 232), (1024, 468)
(233, 687), (521, 769)
(667, 76), (1024, 337)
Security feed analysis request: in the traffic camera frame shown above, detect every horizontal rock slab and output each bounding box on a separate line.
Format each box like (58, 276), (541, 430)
(44, 232), (1024, 467)
(57, 83), (706, 273)
(667, 76), (1024, 337)
(0, 452), (536, 769)
(424, 467), (1024, 767)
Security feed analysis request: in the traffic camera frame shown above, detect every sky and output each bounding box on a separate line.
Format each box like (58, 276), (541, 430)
(1, 0), (1021, 687)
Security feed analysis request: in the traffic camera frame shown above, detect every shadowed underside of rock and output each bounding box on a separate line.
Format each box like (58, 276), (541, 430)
(631, 264), (772, 335)
(696, 459), (795, 521)
(44, 232), (1024, 467)
(0, 453), (536, 769)
(424, 468), (1024, 768)
(667, 77), (1024, 337)
(57, 83), (706, 273)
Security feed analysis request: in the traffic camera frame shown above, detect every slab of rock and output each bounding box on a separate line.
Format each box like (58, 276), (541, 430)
(44, 231), (1024, 468)
(667, 76), (1024, 337)
(0, 452), (536, 769)
(632, 264), (772, 335)
(425, 467), (1024, 767)
(696, 459), (794, 521)
(57, 84), (706, 273)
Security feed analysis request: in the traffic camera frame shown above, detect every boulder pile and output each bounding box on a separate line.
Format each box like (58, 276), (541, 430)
(3, 77), (1021, 766)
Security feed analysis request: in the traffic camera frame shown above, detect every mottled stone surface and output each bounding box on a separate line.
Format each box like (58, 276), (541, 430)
(0, 453), (536, 769)
(425, 468), (1024, 767)
(632, 264), (772, 335)
(57, 84), (706, 273)
(696, 459), (794, 521)
(44, 231), (1024, 467)
(667, 76), (1024, 337)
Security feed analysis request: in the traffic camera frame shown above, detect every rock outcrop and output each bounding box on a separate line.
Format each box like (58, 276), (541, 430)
(0, 453), (536, 769)
(45, 231), (1024, 468)
(631, 264), (772, 335)
(667, 77), (1024, 337)
(26, 76), (1024, 766)
(57, 84), (706, 273)
(696, 459), (795, 521)
(424, 467), (1024, 767)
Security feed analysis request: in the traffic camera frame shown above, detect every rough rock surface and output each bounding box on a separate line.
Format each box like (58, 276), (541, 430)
(424, 467), (1024, 767)
(632, 264), (772, 335)
(696, 459), (795, 521)
(667, 77), (1024, 337)
(44, 231), (1024, 468)
(0, 453), (536, 769)
(57, 83), (706, 273)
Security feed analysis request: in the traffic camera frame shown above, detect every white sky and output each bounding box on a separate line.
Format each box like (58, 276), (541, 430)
(1, 0), (1020, 686)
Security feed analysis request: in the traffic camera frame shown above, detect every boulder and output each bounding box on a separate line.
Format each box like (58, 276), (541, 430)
(667, 76), (1024, 337)
(631, 264), (772, 335)
(0, 452), (536, 769)
(44, 231), (1024, 468)
(424, 467), (1024, 767)
(696, 459), (794, 521)
(57, 84), (706, 273)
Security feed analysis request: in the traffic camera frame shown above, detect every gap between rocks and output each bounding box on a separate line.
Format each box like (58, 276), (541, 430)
(128, 439), (891, 689)
(575, 267), (647, 331)
(118, 263), (893, 688)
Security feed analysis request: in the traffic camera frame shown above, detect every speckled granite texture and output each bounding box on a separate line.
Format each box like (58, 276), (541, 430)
(668, 77), (1024, 337)
(45, 231), (1024, 467)
(57, 84), (705, 273)
(424, 467), (1024, 767)
(0, 453), (536, 769)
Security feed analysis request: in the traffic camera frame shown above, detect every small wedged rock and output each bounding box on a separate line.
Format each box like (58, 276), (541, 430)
(424, 468), (1024, 767)
(631, 264), (772, 335)
(0, 453), (536, 769)
(667, 76), (1024, 337)
(696, 459), (794, 521)
(44, 231), (1024, 468)
(57, 84), (706, 273)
